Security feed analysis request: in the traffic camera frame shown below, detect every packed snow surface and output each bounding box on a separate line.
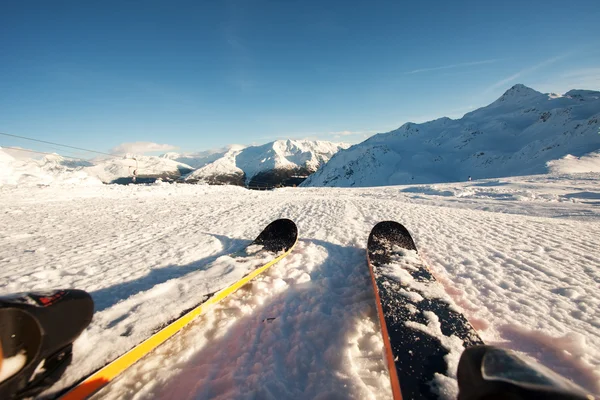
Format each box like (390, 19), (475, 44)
(304, 85), (600, 187)
(1, 174), (599, 399)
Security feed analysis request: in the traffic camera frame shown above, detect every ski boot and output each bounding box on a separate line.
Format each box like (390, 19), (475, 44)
(0, 290), (94, 399)
(458, 345), (595, 400)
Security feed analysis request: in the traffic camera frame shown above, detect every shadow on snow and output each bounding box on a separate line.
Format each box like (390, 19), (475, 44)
(90, 233), (249, 312)
(121, 239), (384, 400)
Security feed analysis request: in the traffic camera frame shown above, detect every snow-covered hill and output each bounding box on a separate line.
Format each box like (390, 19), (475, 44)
(0, 141), (346, 187)
(160, 144), (246, 169)
(303, 85), (600, 187)
(0, 147), (101, 187)
(182, 140), (349, 186)
(84, 155), (194, 184)
(0, 147), (196, 186)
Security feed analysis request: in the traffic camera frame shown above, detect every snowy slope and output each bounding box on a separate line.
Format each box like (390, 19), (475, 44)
(183, 140), (349, 185)
(1, 141), (345, 187)
(183, 146), (246, 185)
(1, 174), (599, 399)
(548, 151), (600, 174)
(303, 85), (600, 187)
(0, 147), (101, 187)
(161, 144), (246, 169)
(0, 148), (196, 186)
(84, 155), (194, 183)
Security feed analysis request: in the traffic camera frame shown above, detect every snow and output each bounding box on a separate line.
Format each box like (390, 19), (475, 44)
(0, 352), (27, 383)
(1, 174), (599, 398)
(184, 146), (245, 182)
(1, 140), (348, 187)
(380, 248), (460, 310)
(84, 155), (193, 183)
(303, 84), (600, 187)
(547, 152), (600, 174)
(183, 140), (349, 184)
(161, 145), (246, 169)
(0, 147), (102, 187)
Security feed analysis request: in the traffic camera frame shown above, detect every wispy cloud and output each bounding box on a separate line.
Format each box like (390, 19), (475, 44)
(329, 129), (380, 139)
(253, 129), (380, 145)
(406, 59), (500, 74)
(532, 67), (600, 94)
(485, 54), (569, 93)
(331, 130), (356, 136)
(561, 67), (600, 79)
(111, 142), (177, 155)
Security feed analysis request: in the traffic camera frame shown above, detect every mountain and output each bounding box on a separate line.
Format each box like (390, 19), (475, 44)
(160, 144), (246, 169)
(0, 147), (101, 187)
(1, 140), (347, 187)
(84, 155), (194, 184)
(181, 140), (349, 187)
(302, 84), (600, 187)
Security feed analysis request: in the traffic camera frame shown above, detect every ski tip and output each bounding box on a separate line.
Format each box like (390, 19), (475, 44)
(254, 219), (298, 253)
(368, 221), (417, 252)
(265, 218), (297, 230)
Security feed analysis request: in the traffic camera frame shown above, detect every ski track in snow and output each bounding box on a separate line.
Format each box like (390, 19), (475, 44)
(0, 175), (599, 398)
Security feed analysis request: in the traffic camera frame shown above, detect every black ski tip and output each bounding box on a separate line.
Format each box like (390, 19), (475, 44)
(253, 218), (298, 253)
(368, 221), (417, 252)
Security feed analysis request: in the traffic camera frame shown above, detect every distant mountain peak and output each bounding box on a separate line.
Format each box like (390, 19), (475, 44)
(499, 84), (541, 99)
(180, 139), (350, 187)
(161, 152), (181, 159)
(564, 89), (600, 101)
(303, 84), (600, 188)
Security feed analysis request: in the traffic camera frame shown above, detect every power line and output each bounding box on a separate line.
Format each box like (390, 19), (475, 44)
(0, 131), (114, 157)
(0, 146), (86, 160)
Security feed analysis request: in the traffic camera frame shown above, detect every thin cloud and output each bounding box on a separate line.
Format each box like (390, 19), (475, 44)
(330, 129), (379, 139)
(407, 59), (500, 74)
(111, 142), (177, 155)
(254, 130), (377, 144)
(330, 130), (367, 136)
(486, 54), (569, 93)
(561, 67), (600, 79)
(532, 67), (600, 94)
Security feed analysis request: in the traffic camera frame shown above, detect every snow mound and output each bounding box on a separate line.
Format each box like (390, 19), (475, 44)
(547, 152), (600, 174)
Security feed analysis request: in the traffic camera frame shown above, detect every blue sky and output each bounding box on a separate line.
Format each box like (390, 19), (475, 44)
(1, 0), (599, 157)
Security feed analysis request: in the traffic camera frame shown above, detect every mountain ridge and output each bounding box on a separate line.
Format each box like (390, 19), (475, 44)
(302, 84), (600, 187)
(181, 139), (349, 187)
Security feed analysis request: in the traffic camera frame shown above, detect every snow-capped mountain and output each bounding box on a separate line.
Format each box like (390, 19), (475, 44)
(84, 155), (194, 184)
(160, 144), (246, 169)
(1, 140), (347, 187)
(303, 84), (600, 187)
(0, 147), (101, 187)
(181, 140), (349, 186)
(0, 147), (195, 187)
